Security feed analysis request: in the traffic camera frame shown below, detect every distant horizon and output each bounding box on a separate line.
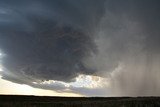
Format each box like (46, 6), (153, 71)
(1, 94), (160, 98)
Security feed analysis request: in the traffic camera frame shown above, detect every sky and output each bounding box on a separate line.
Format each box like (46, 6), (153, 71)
(0, 0), (160, 97)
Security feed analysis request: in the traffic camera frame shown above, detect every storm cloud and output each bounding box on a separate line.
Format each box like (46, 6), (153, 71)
(0, 0), (105, 82)
(0, 0), (160, 96)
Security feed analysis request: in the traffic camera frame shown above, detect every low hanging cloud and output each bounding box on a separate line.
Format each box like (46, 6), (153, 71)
(0, 0), (160, 96)
(0, 0), (105, 82)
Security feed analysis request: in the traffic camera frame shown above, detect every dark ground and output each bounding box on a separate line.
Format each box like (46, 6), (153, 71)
(0, 95), (160, 107)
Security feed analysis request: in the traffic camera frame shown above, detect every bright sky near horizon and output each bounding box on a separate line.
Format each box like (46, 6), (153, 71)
(0, 75), (82, 97)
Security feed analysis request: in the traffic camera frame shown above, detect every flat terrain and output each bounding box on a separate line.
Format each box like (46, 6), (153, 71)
(0, 95), (160, 107)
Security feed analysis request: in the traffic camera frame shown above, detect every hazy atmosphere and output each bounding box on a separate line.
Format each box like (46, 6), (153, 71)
(0, 0), (160, 97)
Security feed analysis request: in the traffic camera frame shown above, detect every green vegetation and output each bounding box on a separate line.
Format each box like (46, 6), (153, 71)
(0, 95), (160, 107)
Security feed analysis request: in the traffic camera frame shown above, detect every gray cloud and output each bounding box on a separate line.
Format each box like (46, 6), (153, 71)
(0, 0), (105, 83)
(0, 0), (160, 96)
(94, 0), (160, 96)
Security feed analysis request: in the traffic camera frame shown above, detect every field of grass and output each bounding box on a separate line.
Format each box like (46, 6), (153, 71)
(0, 95), (160, 107)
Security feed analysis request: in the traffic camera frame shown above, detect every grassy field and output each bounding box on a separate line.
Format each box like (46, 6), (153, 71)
(0, 95), (160, 107)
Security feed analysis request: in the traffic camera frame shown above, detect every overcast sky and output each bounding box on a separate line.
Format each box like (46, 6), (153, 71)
(0, 0), (160, 97)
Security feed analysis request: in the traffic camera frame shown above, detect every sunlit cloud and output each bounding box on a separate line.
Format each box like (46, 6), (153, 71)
(32, 74), (109, 89)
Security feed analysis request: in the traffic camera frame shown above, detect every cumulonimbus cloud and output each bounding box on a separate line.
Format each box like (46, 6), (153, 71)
(0, 0), (160, 96)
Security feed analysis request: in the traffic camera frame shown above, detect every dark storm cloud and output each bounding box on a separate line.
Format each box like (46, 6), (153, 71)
(0, 0), (160, 96)
(0, 0), (105, 83)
